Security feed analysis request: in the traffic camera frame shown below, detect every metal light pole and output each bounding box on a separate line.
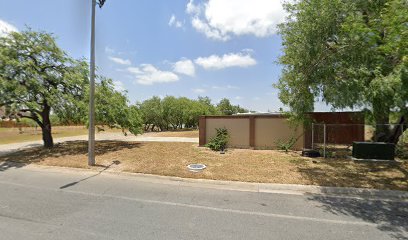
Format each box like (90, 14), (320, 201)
(88, 0), (106, 166)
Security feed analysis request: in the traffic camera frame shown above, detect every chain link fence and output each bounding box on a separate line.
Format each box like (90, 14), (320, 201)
(311, 123), (407, 158)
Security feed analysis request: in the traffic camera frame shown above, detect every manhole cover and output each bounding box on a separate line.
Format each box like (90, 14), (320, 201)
(187, 163), (206, 172)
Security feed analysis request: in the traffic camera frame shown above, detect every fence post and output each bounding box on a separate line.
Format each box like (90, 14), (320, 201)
(323, 124), (326, 158)
(311, 123), (314, 150)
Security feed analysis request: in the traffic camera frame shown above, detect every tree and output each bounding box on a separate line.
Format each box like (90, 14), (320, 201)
(198, 96), (219, 115)
(217, 98), (235, 115)
(277, 0), (408, 143)
(139, 96), (237, 131)
(0, 30), (88, 147)
(138, 96), (163, 131)
(162, 96), (183, 129)
(91, 78), (142, 135)
(0, 29), (142, 147)
(217, 98), (248, 115)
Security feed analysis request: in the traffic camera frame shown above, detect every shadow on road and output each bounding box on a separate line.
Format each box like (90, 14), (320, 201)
(308, 195), (408, 240)
(297, 159), (408, 239)
(0, 161), (27, 172)
(59, 160), (121, 189)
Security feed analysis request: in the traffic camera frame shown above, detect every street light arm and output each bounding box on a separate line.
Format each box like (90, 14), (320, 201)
(97, 0), (106, 8)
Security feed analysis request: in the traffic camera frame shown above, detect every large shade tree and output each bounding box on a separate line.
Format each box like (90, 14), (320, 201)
(0, 30), (142, 147)
(277, 0), (408, 143)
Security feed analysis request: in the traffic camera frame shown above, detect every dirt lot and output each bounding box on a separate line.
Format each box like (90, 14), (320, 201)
(1, 140), (407, 191)
(143, 130), (198, 138)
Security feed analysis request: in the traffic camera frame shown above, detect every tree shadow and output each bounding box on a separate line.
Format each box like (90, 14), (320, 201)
(0, 140), (142, 172)
(296, 159), (408, 191)
(297, 159), (408, 239)
(308, 195), (408, 239)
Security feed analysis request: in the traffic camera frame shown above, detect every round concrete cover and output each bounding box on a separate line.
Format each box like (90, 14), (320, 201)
(187, 164), (206, 172)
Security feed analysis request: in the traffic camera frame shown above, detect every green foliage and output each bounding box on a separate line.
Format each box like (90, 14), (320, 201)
(138, 96), (244, 131)
(275, 136), (297, 153)
(206, 127), (229, 151)
(216, 98), (247, 115)
(18, 118), (37, 128)
(88, 78), (142, 135)
(396, 130), (408, 159)
(0, 29), (142, 146)
(0, 29), (88, 123)
(276, 0), (408, 129)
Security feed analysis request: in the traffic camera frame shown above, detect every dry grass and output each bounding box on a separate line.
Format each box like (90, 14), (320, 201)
(0, 126), (88, 145)
(0, 126), (124, 145)
(142, 130), (198, 138)
(1, 141), (407, 191)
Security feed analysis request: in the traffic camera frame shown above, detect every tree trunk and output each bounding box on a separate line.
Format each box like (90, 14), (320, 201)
(372, 106), (391, 142)
(387, 116), (407, 144)
(42, 124), (54, 148)
(41, 103), (54, 148)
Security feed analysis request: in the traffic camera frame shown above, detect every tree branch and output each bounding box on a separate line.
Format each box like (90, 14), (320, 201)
(17, 112), (44, 128)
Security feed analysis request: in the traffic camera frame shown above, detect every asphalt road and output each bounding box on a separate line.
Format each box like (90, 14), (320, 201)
(0, 165), (407, 240)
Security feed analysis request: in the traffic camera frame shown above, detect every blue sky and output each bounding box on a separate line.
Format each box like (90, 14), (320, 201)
(0, 0), (330, 112)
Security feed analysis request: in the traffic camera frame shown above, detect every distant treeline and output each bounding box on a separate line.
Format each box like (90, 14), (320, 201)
(137, 96), (248, 131)
(1, 96), (248, 132)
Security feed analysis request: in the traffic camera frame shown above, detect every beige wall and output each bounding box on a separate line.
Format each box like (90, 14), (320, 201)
(255, 118), (303, 150)
(205, 118), (250, 148)
(203, 117), (304, 150)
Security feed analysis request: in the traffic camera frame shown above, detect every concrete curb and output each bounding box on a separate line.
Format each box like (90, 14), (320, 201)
(17, 163), (408, 202)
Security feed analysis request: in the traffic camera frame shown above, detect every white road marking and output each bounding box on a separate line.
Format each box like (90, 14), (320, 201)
(0, 180), (380, 227)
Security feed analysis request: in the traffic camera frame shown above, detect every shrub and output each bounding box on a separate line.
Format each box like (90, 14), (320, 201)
(396, 130), (408, 159)
(206, 127), (229, 151)
(275, 136), (297, 153)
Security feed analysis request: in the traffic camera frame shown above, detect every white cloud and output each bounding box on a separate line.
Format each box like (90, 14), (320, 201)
(191, 17), (228, 41)
(126, 67), (142, 74)
(186, 0), (201, 15)
(212, 85), (239, 90)
(192, 88), (206, 93)
(105, 46), (115, 54)
(173, 59), (195, 77)
(186, 0), (286, 41)
(127, 64), (179, 85)
(195, 51), (256, 70)
(0, 19), (18, 37)
(168, 14), (183, 28)
(235, 96), (243, 100)
(113, 80), (126, 92)
(109, 56), (131, 66)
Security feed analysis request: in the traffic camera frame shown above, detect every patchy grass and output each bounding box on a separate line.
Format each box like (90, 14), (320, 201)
(0, 126), (125, 145)
(0, 126), (89, 145)
(143, 130), (198, 138)
(1, 141), (407, 191)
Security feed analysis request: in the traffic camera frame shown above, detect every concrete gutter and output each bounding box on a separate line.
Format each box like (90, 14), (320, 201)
(17, 164), (408, 202)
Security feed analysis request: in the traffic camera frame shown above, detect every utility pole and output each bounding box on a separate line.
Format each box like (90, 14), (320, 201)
(88, 0), (106, 166)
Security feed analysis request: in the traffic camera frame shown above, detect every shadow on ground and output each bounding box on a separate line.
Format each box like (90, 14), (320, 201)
(298, 159), (408, 239)
(0, 140), (141, 172)
(309, 194), (408, 239)
(296, 159), (408, 191)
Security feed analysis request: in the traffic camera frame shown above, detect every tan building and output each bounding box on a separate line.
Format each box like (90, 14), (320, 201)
(199, 112), (364, 150)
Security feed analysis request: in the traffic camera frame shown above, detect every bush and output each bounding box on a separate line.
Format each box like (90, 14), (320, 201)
(206, 127), (229, 151)
(396, 130), (408, 159)
(275, 136), (297, 153)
